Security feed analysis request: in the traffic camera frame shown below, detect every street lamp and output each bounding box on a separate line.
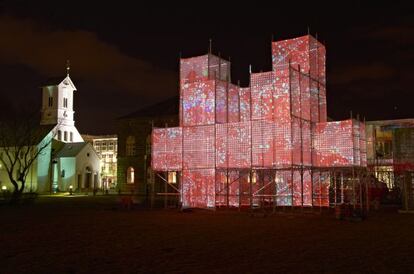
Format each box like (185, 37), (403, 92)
(69, 185), (73, 195)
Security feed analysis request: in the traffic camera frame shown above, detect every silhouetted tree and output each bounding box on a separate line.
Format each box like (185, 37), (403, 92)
(0, 111), (55, 203)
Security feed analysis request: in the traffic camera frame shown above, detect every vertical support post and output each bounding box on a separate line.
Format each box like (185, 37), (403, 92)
(237, 80), (241, 122)
(164, 171), (168, 209)
(359, 171), (363, 211)
(319, 170), (322, 214)
(333, 170), (337, 206)
(150, 120), (155, 209)
(310, 168), (314, 211)
(291, 168), (294, 210)
(341, 171), (344, 204)
(273, 170), (277, 213)
(365, 173), (370, 214)
(238, 172), (242, 211)
(226, 170), (230, 208)
(150, 170), (155, 209)
(352, 167), (356, 209)
(249, 170), (253, 213)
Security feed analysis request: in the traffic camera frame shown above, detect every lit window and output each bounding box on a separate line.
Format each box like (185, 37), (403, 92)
(168, 171), (177, 183)
(127, 167), (134, 184)
(248, 171), (257, 183)
(126, 136), (136, 156)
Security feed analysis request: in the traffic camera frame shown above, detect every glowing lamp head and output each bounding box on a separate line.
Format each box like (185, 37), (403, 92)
(2, 185), (7, 191)
(69, 185), (73, 190)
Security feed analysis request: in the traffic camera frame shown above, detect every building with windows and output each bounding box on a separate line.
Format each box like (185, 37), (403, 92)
(116, 96), (178, 198)
(0, 70), (100, 194)
(83, 134), (118, 189)
(366, 119), (414, 189)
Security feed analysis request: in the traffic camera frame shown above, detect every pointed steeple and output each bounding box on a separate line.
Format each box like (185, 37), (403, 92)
(66, 59), (70, 77)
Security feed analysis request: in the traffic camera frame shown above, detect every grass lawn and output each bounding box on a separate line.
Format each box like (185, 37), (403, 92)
(1, 196), (413, 273)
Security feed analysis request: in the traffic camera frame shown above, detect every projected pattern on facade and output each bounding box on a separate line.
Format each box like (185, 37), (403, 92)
(152, 35), (367, 209)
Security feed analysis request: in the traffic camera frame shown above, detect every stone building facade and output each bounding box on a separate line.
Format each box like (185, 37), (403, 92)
(116, 96), (178, 200)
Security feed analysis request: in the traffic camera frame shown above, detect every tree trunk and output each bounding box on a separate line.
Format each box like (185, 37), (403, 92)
(9, 189), (22, 205)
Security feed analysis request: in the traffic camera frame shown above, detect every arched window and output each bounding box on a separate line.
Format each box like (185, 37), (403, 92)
(126, 136), (136, 156)
(64, 131), (68, 142)
(127, 167), (135, 184)
(57, 130), (62, 141)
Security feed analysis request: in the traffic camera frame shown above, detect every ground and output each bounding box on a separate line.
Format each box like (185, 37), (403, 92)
(1, 196), (413, 273)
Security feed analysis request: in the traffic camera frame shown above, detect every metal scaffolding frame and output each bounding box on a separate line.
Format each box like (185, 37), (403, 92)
(151, 35), (369, 211)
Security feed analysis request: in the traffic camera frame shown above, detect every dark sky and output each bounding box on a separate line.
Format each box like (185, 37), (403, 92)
(0, 1), (413, 134)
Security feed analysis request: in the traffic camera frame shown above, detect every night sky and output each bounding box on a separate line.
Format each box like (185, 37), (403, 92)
(0, 1), (413, 134)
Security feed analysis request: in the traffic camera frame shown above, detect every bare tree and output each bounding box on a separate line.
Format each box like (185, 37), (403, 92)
(0, 112), (56, 203)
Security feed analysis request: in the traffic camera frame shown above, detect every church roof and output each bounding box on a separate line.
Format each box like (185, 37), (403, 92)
(41, 75), (77, 90)
(54, 142), (89, 158)
(119, 96), (179, 119)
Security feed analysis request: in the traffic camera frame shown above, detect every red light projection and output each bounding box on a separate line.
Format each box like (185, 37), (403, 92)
(152, 35), (367, 209)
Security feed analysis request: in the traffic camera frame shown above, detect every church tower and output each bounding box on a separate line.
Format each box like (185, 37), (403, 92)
(40, 61), (83, 142)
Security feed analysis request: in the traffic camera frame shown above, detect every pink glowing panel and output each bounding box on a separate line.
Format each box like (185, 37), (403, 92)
(216, 122), (251, 169)
(317, 42), (326, 85)
(208, 54), (231, 82)
(272, 36), (310, 75)
(239, 87), (251, 121)
(251, 72), (275, 120)
(215, 171), (227, 206)
(291, 117), (301, 165)
(228, 84), (240, 123)
(319, 97), (327, 123)
(292, 170), (314, 207)
(272, 35), (326, 83)
(182, 169), (215, 209)
(300, 72), (311, 121)
(289, 67), (301, 118)
(181, 80), (215, 126)
(180, 55), (209, 85)
(312, 172), (330, 207)
(215, 80), (228, 123)
(292, 170), (302, 206)
(151, 128), (182, 171)
(183, 125), (215, 169)
(180, 54), (230, 85)
(273, 120), (292, 167)
(275, 170), (292, 206)
(314, 120), (355, 167)
(302, 121), (312, 166)
(252, 120), (275, 168)
(310, 79), (320, 123)
(273, 74), (291, 123)
(152, 128), (167, 171)
(303, 170), (312, 206)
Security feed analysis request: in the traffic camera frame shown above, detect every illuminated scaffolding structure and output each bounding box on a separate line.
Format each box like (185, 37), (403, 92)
(152, 35), (367, 210)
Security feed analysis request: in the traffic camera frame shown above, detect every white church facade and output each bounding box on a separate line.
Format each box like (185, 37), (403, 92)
(40, 75), (83, 143)
(0, 70), (101, 194)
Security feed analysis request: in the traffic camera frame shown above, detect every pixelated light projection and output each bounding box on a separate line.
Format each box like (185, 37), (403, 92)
(152, 35), (367, 209)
